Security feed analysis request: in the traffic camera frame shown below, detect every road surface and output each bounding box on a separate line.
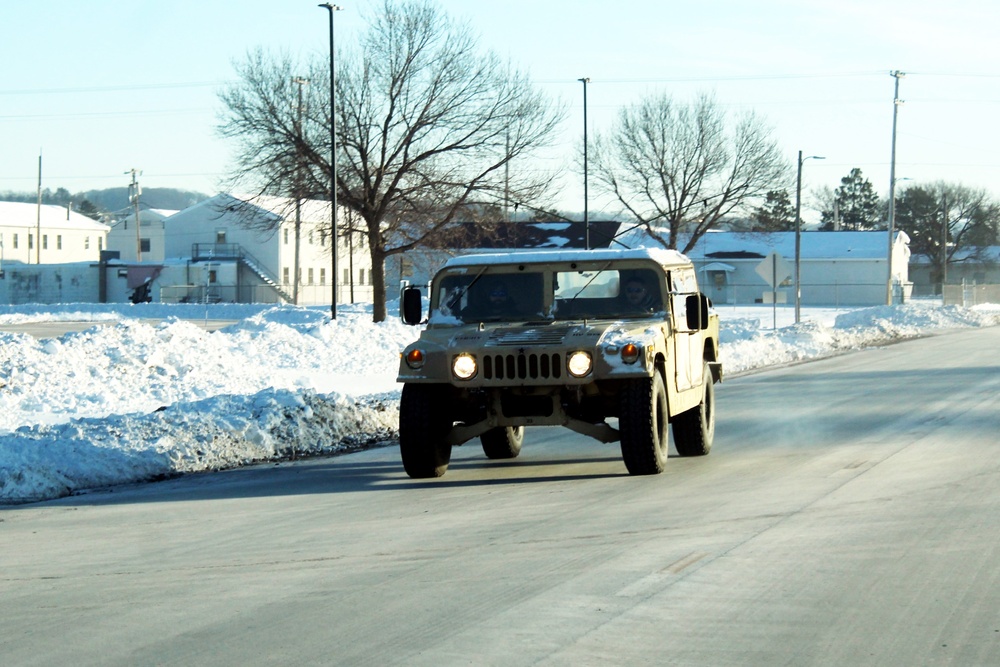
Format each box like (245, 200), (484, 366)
(2, 327), (999, 665)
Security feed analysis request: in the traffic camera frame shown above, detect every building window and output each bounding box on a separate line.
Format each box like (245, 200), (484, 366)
(208, 270), (218, 284)
(216, 230), (227, 244)
(284, 229), (289, 244)
(13, 234), (18, 249)
(308, 268), (314, 284)
(57, 235), (63, 250)
(319, 230), (326, 247)
(98, 238), (103, 252)
(140, 238), (151, 253)
(343, 268), (349, 283)
(85, 236), (90, 250)
(29, 234), (34, 250)
(42, 235), (48, 250)
(320, 268), (326, 285)
(283, 267), (290, 284)
(359, 268), (366, 285)
(308, 231), (314, 245)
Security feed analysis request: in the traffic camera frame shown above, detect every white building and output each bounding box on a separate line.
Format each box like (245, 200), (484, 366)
(145, 193), (372, 305)
(105, 208), (178, 263)
(0, 201), (109, 265)
(621, 228), (912, 306)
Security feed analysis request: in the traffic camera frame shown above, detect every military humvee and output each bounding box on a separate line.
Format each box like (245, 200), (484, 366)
(397, 248), (721, 478)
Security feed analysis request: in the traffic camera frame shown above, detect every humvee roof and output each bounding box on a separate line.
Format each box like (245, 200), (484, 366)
(442, 247), (692, 269)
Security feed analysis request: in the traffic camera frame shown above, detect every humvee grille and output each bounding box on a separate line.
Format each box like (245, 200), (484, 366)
(487, 327), (573, 346)
(483, 353), (563, 381)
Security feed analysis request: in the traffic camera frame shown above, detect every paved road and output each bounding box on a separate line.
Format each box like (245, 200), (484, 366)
(3, 327), (1000, 666)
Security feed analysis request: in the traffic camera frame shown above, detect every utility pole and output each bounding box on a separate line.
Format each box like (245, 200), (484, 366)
(35, 150), (42, 264)
(127, 168), (142, 262)
(794, 151), (824, 323)
(578, 77), (591, 250)
(886, 70), (905, 305)
(941, 194), (948, 290)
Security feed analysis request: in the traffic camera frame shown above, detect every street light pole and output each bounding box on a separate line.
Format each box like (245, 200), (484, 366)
(886, 70), (905, 305)
(320, 3), (342, 320)
(794, 151), (824, 323)
(578, 77), (590, 250)
(941, 194), (948, 290)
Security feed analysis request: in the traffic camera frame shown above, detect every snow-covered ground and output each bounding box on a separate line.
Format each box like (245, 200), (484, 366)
(1, 299), (998, 504)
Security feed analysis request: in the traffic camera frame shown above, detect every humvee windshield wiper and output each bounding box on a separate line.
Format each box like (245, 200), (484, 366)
(566, 260), (613, 303)
(445, 265), (490, 315)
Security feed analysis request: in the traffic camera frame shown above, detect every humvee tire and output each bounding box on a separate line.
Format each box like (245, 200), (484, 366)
(481, 426), (524, 459)
(399, 383), (453, 478)
(672, 363), (715, 457)
(619, 371), (669, 475)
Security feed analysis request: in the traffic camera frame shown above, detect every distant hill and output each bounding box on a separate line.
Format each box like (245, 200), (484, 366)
(81, 188), (210, 213)
(0, 187), (210, 216)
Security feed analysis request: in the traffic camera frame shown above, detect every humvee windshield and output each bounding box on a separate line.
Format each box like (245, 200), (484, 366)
(432, 266), (665, 323)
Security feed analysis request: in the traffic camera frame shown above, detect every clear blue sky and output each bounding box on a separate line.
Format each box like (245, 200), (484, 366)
(3, 0), (998, 220)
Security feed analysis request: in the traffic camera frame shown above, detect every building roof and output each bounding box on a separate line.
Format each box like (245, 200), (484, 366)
(0, 201), (109, 232)
(443, 247), (691, 269)
(453, 220), (621, 250)
(228, 193), (333, 222)
(618, 227), (907, 261)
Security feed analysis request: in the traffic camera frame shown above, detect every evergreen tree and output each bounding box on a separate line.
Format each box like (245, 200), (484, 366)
(75, 199), (103, 221)
(750, 190), (795, 231)
(820, 168), (882, 231)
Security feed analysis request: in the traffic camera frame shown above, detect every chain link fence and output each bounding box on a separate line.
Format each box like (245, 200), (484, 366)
(942, 281), (1000, 307)
(159, 283), (375, 306)
(704, 281), (902, 307)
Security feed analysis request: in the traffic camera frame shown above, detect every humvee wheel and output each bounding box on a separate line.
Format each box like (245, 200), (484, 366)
(672, 363), (715, 457)
(619, 371), (669, 475)
(399, 383), (453, 478)
(481, 426), (524, 459)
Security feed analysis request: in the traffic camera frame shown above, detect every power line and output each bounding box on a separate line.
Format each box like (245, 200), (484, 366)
(539, 70), (1000, 86)
(0, 81), (231, 96)
(0, 108), (213, 121)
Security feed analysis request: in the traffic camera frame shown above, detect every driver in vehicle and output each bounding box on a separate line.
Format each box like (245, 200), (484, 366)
(464, 280), (517, 320)
(622, 276), (659, 314)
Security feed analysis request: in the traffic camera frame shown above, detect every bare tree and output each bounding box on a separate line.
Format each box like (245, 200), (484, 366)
(592, 92), (788, 254)
(218, 51), (324, 216)
(218, 0), (564, 322)
(894, 182), (1000, 287)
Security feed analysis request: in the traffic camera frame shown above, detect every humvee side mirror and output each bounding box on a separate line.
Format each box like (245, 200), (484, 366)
(685, 293), (711, 330)
(401, 285), (424, 325)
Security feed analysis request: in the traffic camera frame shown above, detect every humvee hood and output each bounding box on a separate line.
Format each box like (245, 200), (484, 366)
(445, 320), (633, 349)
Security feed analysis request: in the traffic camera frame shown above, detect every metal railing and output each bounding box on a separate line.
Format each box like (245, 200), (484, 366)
(191, 243), (292, 303)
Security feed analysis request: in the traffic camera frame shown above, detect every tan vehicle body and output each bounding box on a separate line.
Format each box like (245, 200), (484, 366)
(397, 248), (721, 478)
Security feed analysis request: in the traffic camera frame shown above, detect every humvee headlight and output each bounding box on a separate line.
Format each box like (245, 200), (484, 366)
(452, 353), (478, 380)
(567, 351), (593, 378)
(621, 343), (641, 364)
(404, 348), (425, 369)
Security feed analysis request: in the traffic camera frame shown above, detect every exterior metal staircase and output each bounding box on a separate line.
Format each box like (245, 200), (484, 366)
(192, 243), (293, 303)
